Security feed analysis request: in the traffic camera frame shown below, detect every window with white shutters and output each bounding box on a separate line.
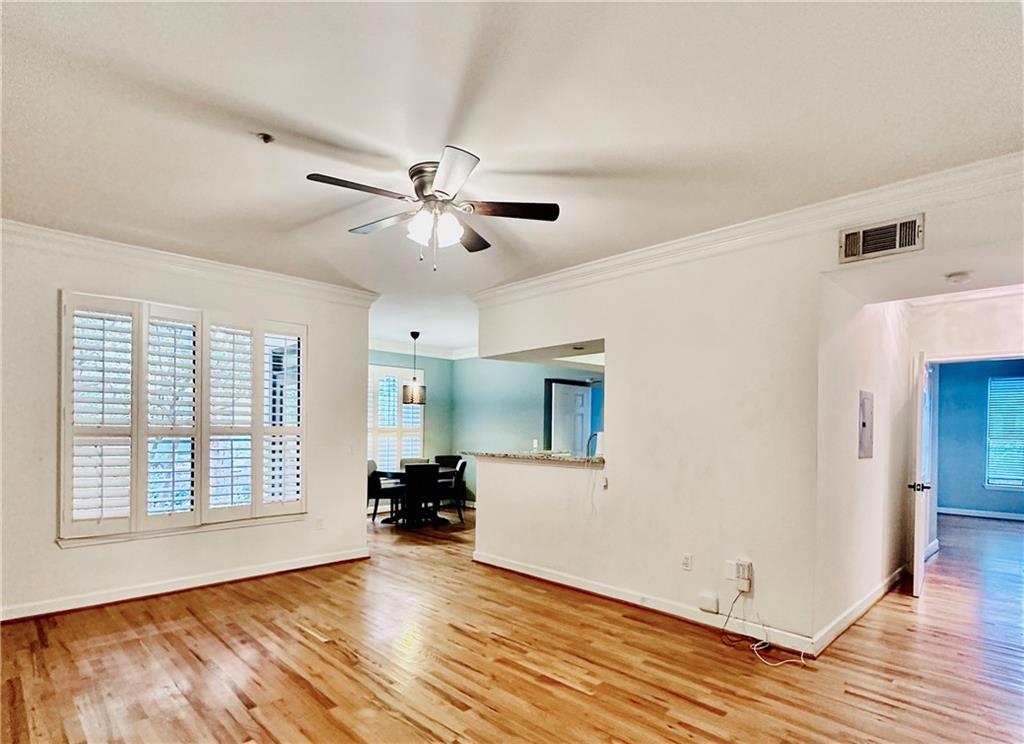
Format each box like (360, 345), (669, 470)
(987, 377), (1024, 489)
(368, 365), (425, 471)
(60, 292), (310, 540)
(144, 308), (200, 529)
(261, 325), (304, 514)
(62, 295), (136, 537)
(207, 325), (254, 521)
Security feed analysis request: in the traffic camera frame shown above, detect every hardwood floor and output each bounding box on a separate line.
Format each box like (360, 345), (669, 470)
(3, 513), (1021, 743)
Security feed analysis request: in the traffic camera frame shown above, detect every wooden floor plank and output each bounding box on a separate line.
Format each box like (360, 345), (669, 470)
(2, 513), (1021, 743)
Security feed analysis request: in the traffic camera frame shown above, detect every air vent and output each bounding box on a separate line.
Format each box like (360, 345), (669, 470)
(839, 214), (924, 264)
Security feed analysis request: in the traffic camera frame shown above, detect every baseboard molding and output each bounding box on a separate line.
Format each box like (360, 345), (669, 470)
(1, 547), (371, 621)
(925, 538), (940, 561)
(472, 551), (815, 655)
(937, 507), (1024, 522)
(809, 565), (905, 656)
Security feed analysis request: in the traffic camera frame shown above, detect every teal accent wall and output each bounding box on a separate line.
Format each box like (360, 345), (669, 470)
(369, 351), (454, 459)
(937, 358), (1024, 515)
(369, 351), (604, 498)
(452, 359), (602, 496)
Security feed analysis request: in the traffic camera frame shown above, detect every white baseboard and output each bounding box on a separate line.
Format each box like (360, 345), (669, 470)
(472, 551), (815, 655)
(1, 547), (370, 621)
(809, 565), (904, 656)
(925, 538), (940, 561)
(938, 507), (1024, 522)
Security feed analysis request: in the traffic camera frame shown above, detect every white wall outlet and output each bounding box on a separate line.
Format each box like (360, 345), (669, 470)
(698, 591), (719, 613)
(680, 553), (693, 571)
(735, 560), (753, 592)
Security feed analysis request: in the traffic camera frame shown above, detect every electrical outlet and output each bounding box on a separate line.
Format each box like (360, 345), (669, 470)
(680, 553), (693, 571)
(735, 560), (753, 592)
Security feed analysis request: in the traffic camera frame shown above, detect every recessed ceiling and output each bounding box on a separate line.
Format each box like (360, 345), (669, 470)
(3, 3), (1021, 349)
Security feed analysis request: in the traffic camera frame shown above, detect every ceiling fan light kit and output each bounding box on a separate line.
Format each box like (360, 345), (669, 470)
(306, 145), (559, 271)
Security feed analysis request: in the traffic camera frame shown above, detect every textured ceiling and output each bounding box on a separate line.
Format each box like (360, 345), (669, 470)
(3, 3), (1021, 347)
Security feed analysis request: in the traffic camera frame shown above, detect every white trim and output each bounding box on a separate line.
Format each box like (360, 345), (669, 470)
(925, 538), (940, 561)
(57, 512), (307, 548)
(0, 548), (370, 621)
(472, 551), (815, 655)
(474, 152), (1022, 308)
(810, 566), (905, 655)
(369, 338), (479, 360)
(2, 220), (379, 309)
(906, 284), (1023, 307)
(938, 507), (1024, 522)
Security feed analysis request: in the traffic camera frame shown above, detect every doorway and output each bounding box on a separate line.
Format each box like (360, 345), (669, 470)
(544, 379), (596, 457)
(910, 352), (1024, 596)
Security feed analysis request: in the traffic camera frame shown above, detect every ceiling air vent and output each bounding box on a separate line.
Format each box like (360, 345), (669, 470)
(838, 214), (924, 264)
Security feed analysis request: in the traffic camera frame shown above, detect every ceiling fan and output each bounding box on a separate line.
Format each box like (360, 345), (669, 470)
(306, 146), (559, 270)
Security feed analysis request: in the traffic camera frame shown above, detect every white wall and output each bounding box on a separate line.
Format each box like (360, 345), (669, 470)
(814, 284), (911, 642)
(474, 155), (1022, 649)
(1, 222), (375, 619)
(478, 234), (827, 639)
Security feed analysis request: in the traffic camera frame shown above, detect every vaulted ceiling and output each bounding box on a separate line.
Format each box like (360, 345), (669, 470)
(3, 3), (1021, 348)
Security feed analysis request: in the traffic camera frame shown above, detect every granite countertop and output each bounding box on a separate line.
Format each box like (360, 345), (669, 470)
(462, 451), (606, 466)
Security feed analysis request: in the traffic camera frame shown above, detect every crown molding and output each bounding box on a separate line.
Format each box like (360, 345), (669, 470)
(369, 338), (479, 360)
(1, 219), (380, 309)
(906, 283), (1023, 307)
(474, 152), (1023, 309)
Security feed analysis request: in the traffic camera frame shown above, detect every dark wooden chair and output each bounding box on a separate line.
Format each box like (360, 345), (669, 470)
(434, 455), (463, 468)
(438, 459), (468, 523)
(403, 463), (441, 526)
(368, 459), (405, 522)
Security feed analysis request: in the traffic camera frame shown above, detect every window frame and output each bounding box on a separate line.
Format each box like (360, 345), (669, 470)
(367, 364), (425, 470)
(59, 292), (309, 542)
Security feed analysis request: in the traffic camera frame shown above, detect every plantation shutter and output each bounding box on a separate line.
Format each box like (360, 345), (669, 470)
(367, 365), (425, 472)
(143, 306), (200, 530)
(206, 325), (254, 521)
(987, 377), (1024, 488)
(261, 324), (305, 515)
(62, 294), (138, 537)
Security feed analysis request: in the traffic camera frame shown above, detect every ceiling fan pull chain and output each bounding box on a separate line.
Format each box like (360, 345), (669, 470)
(431, 211), (439, 271)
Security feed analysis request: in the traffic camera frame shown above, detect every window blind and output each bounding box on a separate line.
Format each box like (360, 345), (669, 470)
(72, 438), (131, 520)
(264, 434), (301, 503)
(146, 317), (198, 518)
(148, 319), (196, 427)
(210, 327), (252, 426)
(987, 377), (1024, 488)
(264, 333), (301, 427)
(209, 435), (252, 508)
(72, 310), (132, 426)
(368, 365), (424, 472)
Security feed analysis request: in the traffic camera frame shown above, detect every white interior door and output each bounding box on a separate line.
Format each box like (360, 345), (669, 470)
(909, 351), (935, 597)
(551, 383), (592, 456)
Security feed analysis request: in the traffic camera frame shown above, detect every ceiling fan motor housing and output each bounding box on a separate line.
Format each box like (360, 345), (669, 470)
(408, 162), (440, 200)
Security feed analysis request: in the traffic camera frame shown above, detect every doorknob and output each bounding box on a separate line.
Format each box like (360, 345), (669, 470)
(906, 482), (932, 492)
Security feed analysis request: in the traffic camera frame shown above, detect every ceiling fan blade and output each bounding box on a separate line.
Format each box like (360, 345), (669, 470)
(457, 218), (491, 253)
(349, 210), (418, 235)
(462, 201), (559, 221)
(432, 146), (480, 200)
(307, 173), (413, 201)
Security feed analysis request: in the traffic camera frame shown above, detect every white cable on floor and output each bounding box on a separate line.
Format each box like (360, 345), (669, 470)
(720, 590), (810, 668)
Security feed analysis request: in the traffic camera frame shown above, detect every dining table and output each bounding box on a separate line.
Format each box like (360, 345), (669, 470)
(374, 466), (457, 526)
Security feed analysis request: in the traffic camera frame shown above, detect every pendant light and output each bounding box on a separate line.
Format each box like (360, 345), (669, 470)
(402, 331), (426, 405)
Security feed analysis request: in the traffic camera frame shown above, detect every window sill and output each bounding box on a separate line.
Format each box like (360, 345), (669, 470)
(56, 512), (307, 549)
